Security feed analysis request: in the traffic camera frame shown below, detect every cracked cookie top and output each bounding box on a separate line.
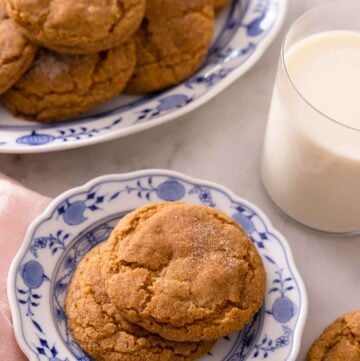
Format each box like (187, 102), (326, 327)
(307, 311), (360, 361)
(65, 244), (215, 361)
(1, 39), (136, 122)
(102, 202), (266, 342)
(0, 0), (36, 94)
(125, 0), (214, 94)
(5, 0), (145, 54)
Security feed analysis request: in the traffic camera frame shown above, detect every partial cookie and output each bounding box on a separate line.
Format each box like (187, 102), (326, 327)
(102, 202), (266, 342)
(213, 0), (230, 10)
(5, 0), (145, 54)
(125, 0), (214, 94)
(0, 0), (36, 94)
(1, 40), (136, 122)
(66, 244), (215, 361)
(307, 311), (360, 361)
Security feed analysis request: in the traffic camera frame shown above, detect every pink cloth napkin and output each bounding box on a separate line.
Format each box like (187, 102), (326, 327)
(0, 174), (50, 361)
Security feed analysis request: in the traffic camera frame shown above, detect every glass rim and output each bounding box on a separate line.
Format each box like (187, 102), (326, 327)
(281, 1), (360, 132)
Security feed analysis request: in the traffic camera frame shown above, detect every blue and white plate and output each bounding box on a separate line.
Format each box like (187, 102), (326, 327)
(0, 0), (287, 153)
(8, 170), (307, 361)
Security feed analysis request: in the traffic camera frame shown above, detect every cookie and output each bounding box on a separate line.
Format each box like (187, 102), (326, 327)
(306, 311), (360, 361)
(1, 40), (136, 122)
(125, 0), (214, 94)
(65, 244), (215, 361)
(0, 0), (36, 94)
(102, 202), (266, 342)
(5, 0), (145, 54)
(213, 0), (230, 10)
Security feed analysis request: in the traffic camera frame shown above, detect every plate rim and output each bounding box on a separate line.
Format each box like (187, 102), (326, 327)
(8, 169), (307, 361)
(0, 0), (288, 154)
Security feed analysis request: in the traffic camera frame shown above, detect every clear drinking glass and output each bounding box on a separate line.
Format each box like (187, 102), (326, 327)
(261, 2), (360, 234)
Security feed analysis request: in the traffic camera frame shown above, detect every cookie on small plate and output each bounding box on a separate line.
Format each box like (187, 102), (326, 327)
(66, 244), (215, 361)
(5, 0), (145, 54)
(0, 0), (36, 94)
(1, 40), (136, 122)
(102, 202), (266, 342)
(306, 311), (360, 361)
(125, 0), (214, 94)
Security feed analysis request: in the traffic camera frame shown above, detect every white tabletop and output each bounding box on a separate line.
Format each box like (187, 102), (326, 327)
(2, 1), (359, 360)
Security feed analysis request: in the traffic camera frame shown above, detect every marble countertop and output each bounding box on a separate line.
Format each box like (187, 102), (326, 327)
(1, 1), (359, 360)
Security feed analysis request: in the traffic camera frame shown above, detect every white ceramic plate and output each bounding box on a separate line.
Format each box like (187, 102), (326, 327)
(0, 0), (287, 153)
(8, 170), (307, 361)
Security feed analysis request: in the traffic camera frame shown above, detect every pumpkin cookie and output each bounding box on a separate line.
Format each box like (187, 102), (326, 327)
(1, 40), (136, 122)
(102, 202), (266, 342)
(5, 0), (145, 54)
(125, 0), (214, 94)
(306, 311), (360, 361)
(0, 0), (36, 94)
(66, 244), (215, 361)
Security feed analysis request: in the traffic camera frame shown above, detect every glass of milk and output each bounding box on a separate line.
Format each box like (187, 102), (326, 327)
(261, 2), (360, 234)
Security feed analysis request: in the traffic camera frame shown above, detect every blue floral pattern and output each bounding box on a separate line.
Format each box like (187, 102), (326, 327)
(189, 185), (217, 207)
(33, 337), (69, 361)
(0, 0), (285, 152)
(264, 256), (295, 324)
(253, 326), (292, 358)
(136, 95), (194, 123)
(30, 230), (70, 257)
(16, 119), (122, 146)
(10, 171), (306, 361)
(18, 261), (49, 334)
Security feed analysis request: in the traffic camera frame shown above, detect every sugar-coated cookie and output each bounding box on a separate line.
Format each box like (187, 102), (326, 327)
(0, 0), (36, 94)
(102, 202), (266, 342)
(307, 311), (360, 361)
(125, 0), (214, 94)
(66, 244), (215, 361)
(2, 40), (136, 122)
(5, 0), (145, 54)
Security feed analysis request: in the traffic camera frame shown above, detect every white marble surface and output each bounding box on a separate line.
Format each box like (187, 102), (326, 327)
(1, 1), (359, 360)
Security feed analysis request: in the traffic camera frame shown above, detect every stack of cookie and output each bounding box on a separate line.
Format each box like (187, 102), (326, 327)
(65, 202), (266, 361)
(0, 0), (229, 123)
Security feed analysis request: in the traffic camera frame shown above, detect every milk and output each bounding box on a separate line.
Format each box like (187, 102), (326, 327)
(262, 31), (360, 233)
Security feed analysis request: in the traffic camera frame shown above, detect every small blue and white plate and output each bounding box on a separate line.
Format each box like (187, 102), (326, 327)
(0, 0), (287, 153)
(8, 170), (307, 361)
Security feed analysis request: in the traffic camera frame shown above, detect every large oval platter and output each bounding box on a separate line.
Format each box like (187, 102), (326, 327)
(0, 0), (287, 153)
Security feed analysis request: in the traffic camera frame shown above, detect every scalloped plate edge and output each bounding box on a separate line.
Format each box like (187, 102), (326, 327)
(1, 0), (288, 154)
(8, 168), (306, 361)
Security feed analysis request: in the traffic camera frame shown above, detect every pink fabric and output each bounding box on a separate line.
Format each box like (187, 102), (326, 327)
(0, 174), (50, 361)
